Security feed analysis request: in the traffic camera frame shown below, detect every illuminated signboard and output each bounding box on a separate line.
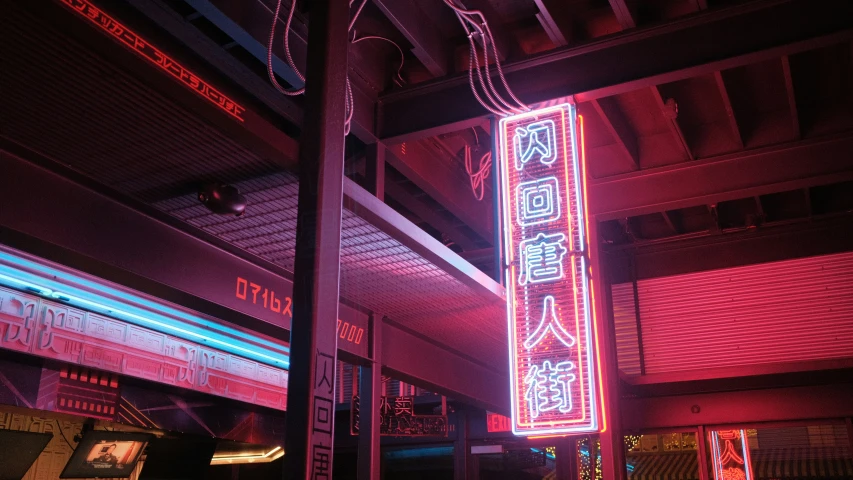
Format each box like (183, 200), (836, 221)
(59, 0), (246, 121)
(710, 430), (753, 480)
(499, 104), (603, 435)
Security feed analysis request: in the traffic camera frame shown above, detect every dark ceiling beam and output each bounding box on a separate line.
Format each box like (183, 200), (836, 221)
(352, 158), (482, 251)
(623, 382), (853, 430)
(385, 141), (494, 243)
(651, 86), (694, 161)
(714, 71), (744, 149)
(377, 0), (853, 143)
(591, 97), (640, 169)
(124, 0), (303, 127)
(460, 0), (513, 61)
(589, 133), (853, 221)
(781, 55), (801, 140)
(533, 0), (568, 47)
(607, 214), (853, 284)
(373, 0), (449, 77)
(661, 211), (679, 235)
(384, 181), (480, 251)
(173, 0), (377, 144)
(342, 180), (503, 299)
(608, 0), (637, 30)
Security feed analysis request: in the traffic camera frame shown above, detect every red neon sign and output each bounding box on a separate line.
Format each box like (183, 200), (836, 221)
(59, 0), (246, 121)
(499, 104), (602, 435)
(710, 430), (754, 480)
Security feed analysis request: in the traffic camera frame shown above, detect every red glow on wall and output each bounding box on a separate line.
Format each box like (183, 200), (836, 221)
(499, 104), (602, 435)
(59, 0), (246, 121)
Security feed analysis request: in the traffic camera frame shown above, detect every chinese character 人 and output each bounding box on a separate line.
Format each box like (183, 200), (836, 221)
(524, 295), (576, 350)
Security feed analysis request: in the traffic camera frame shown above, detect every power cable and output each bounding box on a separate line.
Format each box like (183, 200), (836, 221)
(55, 420), (77, 451)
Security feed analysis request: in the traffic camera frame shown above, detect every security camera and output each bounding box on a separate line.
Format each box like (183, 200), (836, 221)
(198, 183), (247, 217)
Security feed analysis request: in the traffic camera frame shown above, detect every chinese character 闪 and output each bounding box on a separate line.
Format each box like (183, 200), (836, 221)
(516, 176), (561, 226)
(524, 295), (576, 350)
(524, 360), (576, 419)
(518, 233), (568, 285)
(514, 120), (557, 170)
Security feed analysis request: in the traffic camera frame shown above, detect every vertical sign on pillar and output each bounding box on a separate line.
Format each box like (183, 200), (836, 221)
(499, 104), (604, 435)
(710, 430), (753, 480)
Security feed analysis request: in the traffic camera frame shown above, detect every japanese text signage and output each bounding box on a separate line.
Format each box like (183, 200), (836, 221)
(350, 396), (448, 437)
(499, 104), (602, 435)
(710, 430), (753, 480)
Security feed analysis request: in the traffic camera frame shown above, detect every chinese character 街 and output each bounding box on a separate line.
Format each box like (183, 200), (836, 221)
(524, 360), (577, 419)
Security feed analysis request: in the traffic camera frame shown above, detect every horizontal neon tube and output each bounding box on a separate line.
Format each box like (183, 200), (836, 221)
(0, 252), (289, 369)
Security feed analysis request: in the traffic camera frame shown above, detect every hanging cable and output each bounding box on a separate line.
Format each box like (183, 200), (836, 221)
(352, 32), (407, 87)
(267, 0), (304, 95)
(443, 0), (528, 117)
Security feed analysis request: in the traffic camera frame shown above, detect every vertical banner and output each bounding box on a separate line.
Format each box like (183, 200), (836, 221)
(499, 104), (602, 435)
(710, 430), (753, 480)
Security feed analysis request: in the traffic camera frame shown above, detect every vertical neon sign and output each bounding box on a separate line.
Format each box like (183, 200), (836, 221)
(499, 104), (602, 435)
(710, 430), (753, 480)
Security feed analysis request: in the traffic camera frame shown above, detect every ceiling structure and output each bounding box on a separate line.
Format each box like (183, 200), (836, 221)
(2, 0), (852, 391)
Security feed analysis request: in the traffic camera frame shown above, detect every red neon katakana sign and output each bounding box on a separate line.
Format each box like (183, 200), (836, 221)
(499, 104), (604, 435)
(711, 430), (753, 480)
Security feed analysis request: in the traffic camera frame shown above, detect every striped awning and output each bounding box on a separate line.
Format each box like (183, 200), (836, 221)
(627, 452), (700, 480)
(752, 447), (853, 479)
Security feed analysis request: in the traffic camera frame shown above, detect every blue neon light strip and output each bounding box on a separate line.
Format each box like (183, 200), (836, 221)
(0, 250), (289, 369)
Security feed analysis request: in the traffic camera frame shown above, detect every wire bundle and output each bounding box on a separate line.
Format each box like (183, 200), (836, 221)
(267, 0), (407, 136)
(443, 0), (528, 116)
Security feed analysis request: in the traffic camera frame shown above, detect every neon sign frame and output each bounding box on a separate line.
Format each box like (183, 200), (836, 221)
(59, 0), (246, 121)
(499, 104), (604, 436)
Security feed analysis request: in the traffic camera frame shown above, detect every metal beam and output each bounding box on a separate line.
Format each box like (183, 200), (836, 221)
(714, 71), (744, 149)
(533, 0), (569, 47)
(373, 0), (449, 77)
(651, 86), (694, 160)
(622, 382), (853, 430)
(606, 214), (853, 283)
(381, 322), (508, 413)
(124, 0), (303, 127)
(343, 179), (504, 300)
(385, 141), (494, 243)
(781, 55), (801, 140)
(0, 144), (507, 409)
(283, 0), (349, 474)
(357, 315), (382, 480)
(364, 143), (386, 201)
(588, 134), (853, 220)
(592, 97), (640, 169)
(608, 0), (636, 30)
(377, 0), (853, 142)
(383, 181), (481, 251)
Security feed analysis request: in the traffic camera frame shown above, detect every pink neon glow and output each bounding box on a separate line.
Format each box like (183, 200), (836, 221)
(499, 104), (601, 435)
(710, 430), (754, 480)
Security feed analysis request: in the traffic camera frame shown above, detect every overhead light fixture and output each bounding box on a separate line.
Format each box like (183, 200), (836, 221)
(210, 446), (284, 465)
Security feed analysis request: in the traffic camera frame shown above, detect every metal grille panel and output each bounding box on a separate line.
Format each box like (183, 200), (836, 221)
(156, 174), (507, 366)
(629, 251), (853, 375)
